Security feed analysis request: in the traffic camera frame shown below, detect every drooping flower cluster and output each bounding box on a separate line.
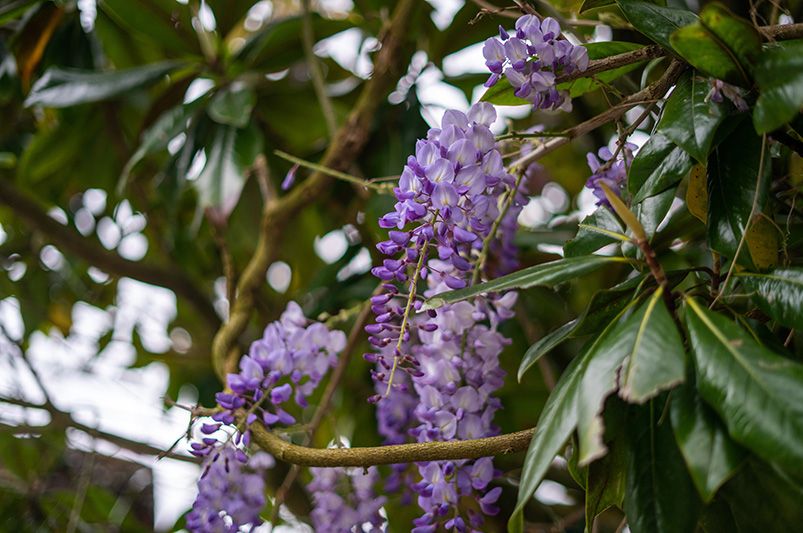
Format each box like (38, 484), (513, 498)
(213, 301), (346, 438)
(187, 441), (274, 532)
(483, 15), (589, 111)
(706, 78), (748, 112)
(585, 143), (636, 206)
(367, 102), (527, 531)
(189, 302), (362, 532)
(308, 466), (387, 532)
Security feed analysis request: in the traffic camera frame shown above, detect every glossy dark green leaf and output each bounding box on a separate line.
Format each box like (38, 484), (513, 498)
(669, 23), (746, 86)
(24, 61), (180, 108)
(658, 72), (728, 164)
(624, 401), (702, 533)
(616, 0), (698, 51)
(518, 319), (577, 382)
(509, 347), (587, 533)
(736, 269), (803, 330)
(699, 2), (761, 76)
(563, 208), (626, 257)
(619, 287), (685, 403)
(580, 0), (615, 13)
(629, 131), (693, 201)
(208, 84), (256, 128)
(684, 297), (803, 476)
(707, 120), (770, 260)
(634, 186), (675, 238)
(194, 123), (263, 219)
(585, 404), (627, 529)
(670, 384), (746, 502)
(422, 256), (629, 311)
(753, 40), (803, 133)
(720, 459), (803, 532)
(99, 0), (195, 56)
(0, 0), (41, 24)
(479, 76), (528, 106)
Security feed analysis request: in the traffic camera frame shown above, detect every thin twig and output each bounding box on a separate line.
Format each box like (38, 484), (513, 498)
(274, 150), (392, 193)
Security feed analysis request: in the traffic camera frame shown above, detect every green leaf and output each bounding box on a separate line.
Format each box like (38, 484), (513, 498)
(624, 401), (702, 533)
(194, 123), (263, 219)
(699, 2), (762, 77)
(634, 186), (676, 238)
(422, 256), (629, 311)
(120, 99), (203, 186)
(684, 297), (803, 476)
(518, 320), (577, 382)
(580, 0), (615, 13)
(585, 404), (628, 529)
(658, 72), (729, 164)
(629, 131), (694, 201)
(670, 384), (746, 502)
(559, 42), (645, 98)
(735, 269), (803, 330)
(669, 23), (746, 86)
(0, 0), (42, 25)
(753, 40), (803, 133)
(24, 61), (180, 108)
(208, 84), (256, 128)
(564, 208), (626, 258)
(510, 353), (586, 532)
(616, 0), (698, 51)
(619, 287), (685, 403)
(99, 0), (195, 56)
(707, 120), (770, 261)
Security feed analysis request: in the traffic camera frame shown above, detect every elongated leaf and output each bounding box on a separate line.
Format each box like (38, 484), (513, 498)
(629, 131), (693, 201)
(707, 120), (770, 261)
(670, 23), (746, 86)
(619, 287), (685, 403)
(585, 402), (627, 530)
(684, 298), (803, 476)
(616, 0), (698, 51)
(208, 84), (256, 128)
(24, 61), (180, 108)
(422, 256), (628, 311)
(699, 3), (761, 76)
(194, 123), (263, 220)
(721, 459), (803, 531)
(670, 384), (746, 502)
(518, 320), (576, 382)
(735, 269), (803, 330)
(624, 402), (702, 533)
(580, 0), (615, 12)
(509, 354), (585, 533)
(563, 208), (626, 258)
(634, 186), (675, 238)
(658, 72), (728, 164)
(753, 40), (803, 133)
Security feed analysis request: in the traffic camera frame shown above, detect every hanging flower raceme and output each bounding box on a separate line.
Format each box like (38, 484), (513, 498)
(584, 143), (637, 206)
(367, 102), (527, 532)
(308, 466), (387, 533)
(483, 15), (588, 111)
(212, 301), (346, 441)
(187, 441), (275, 533)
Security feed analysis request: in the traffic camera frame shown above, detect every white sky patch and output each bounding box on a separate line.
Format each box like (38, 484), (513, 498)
(337, 247), (372, 281)
(267, 261), (292, 293)
(314, 229), (348, 264)
(316, 29), (374, 79)
(184, 78), (215, 104)
(426, 0), (464, 30)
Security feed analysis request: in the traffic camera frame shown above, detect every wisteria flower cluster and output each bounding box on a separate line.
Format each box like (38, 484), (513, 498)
(187, 441), (274, 532)
(308, 466), (387, 532)
(367, 102), (527, 531)
(585, 143), (637, 206)
(212, 301), (346, 439)
(483, 15), (589, 111)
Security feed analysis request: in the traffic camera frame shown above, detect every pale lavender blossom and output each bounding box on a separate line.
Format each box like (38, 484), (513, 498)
(706, 79), (749, 112)
(585, 143), (637, 206)
(308, 466), (387, 532)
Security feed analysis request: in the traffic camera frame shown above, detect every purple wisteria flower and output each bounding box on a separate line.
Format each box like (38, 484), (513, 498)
(367, 101), (527, 531)
(308, 466), (387, 532)
(483, 15), (588, 111)
(706, 78), (748, 112)
(585, 143), (636, 206)
(212, 301), (346, 444)
(187, 442), (275, 532)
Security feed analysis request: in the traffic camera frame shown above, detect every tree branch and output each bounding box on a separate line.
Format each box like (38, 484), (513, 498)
(0, 178), (220, 328)
(251, 423), (534, 467)
(211, 0), (419, 380)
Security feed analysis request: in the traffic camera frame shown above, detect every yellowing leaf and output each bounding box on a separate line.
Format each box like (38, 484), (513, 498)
(686, 164), (708, 222)
(746, 216), (779, 269)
